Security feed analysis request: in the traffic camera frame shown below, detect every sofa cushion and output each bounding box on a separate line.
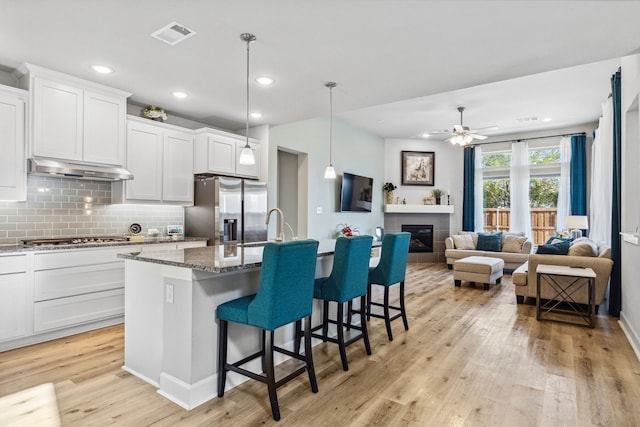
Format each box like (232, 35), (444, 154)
(598, 243), (611, 259)
(502, 235), (528, 253)
(452, 234), (475, 249)
(477, 232), (502, 252)
(536, 240), (570, 255)
(568, 238), (597, 257)
(460, 231), (479, 247)
(546, 236), (572, 245)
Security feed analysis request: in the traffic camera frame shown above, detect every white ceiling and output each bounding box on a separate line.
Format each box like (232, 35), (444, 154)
(1, 1), (638, 139)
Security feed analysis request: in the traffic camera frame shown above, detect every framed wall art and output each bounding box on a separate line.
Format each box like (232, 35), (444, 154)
(401, 151), (435, 186)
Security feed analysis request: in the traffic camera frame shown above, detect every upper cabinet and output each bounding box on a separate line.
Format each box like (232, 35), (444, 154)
(111, 117), (194, 205)
(14, 63), (131, 166)
(0, 85), (27, 201)
(194, 128), (260, 179)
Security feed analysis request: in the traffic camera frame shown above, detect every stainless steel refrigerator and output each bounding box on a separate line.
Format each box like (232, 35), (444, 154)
(184, 176), (268, 246)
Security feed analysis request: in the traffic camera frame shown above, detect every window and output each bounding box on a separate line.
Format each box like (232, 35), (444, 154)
(480, 142), (561, 244)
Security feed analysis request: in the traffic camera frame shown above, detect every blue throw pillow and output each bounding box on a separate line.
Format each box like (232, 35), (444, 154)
(536, 240), (570, 255)
(477, 232), (502, 252)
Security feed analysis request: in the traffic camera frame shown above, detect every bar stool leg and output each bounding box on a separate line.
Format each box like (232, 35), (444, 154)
(322, 300), (329, 341)
(264, 330), (280, 421)
(359, 295), (372, 355)
(346, 300), (353, 330)
(217, 319), (228, 397)
(336, 303), (348, 371)
(293, 319), (302, 355)
(366, 283), (372, 321)
(304, 316), (319, 393)
(384, 286), (393, 341)
(400, 280), (409, 331)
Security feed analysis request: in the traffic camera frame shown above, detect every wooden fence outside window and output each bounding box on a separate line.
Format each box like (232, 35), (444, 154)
(483, 208), (557, 245)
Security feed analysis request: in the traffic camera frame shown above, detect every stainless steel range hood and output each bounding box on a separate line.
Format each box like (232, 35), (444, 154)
(28, 157), (134, 181)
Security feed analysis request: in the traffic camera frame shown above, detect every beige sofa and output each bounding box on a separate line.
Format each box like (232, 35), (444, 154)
(512, 239), (613, 306)
(445, 232), (532, 271)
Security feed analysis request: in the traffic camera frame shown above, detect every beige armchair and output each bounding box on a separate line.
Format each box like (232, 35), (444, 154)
(512, 241), (613, 306)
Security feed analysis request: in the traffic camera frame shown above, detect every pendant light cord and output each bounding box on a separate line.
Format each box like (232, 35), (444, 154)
(326, 82), (337, 166)
(245, 36), (251, 147)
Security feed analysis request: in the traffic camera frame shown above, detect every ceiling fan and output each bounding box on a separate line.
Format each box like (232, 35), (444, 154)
(429, 107), (497, 145)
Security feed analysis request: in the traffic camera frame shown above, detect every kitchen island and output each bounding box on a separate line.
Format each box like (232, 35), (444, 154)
(118, 240), (379, 410)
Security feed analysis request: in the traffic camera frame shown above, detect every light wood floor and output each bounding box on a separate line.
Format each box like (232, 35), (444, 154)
(2, 263), (640, 426)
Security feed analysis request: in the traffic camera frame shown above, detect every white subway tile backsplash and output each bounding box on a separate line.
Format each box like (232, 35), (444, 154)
(0, 175), (185, 245)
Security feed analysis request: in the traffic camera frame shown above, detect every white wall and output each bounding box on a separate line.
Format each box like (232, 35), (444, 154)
(384, 138), (463, 234)
(269, 117), (384, 239)
(620, 54), (640, 360)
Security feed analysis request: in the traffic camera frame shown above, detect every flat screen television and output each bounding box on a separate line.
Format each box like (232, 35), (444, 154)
(340, 172), (373, 212)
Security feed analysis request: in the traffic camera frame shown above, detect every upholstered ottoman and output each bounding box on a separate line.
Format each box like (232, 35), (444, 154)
(454, 256), (504, 290)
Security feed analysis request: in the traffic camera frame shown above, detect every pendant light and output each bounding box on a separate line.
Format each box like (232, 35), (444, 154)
(239, 33), (256, 166)
(324, 82), (337, 179)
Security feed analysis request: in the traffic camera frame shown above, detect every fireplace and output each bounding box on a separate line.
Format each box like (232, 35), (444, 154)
(402, 225), (433, 253)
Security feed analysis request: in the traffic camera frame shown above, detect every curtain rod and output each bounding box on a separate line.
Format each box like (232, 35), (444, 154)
(471, 131), (586, 146)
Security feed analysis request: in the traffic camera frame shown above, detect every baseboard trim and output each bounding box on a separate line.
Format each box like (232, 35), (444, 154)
(619, 311), (640, 363)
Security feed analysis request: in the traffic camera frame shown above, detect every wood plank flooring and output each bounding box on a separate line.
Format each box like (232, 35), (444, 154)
(1, 263), (639, 426)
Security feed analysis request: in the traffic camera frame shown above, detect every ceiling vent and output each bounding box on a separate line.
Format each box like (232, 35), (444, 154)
(151, 22), (196, 45)
(516, 116), (539, 123)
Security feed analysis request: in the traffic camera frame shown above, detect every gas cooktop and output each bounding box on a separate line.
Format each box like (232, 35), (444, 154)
(22, 236), (130, 247)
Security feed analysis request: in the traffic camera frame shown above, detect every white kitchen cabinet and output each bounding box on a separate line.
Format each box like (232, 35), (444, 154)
(113, 117), (194, 205)
(0, 85), (27, 201)
(122, 119), (163, 201)
(194, 128), (261, 179)
(15, 63), (130, 166)
(163, 131), (194, 202)
(83, 90), (127, 165)
(0, 254), (28, 341)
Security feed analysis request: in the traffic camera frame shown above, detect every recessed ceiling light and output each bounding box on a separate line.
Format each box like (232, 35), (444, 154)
(250, 112), (262, 118)
(422, 133), (430, 138)
(91, 64), (113, 74)
(542, 117), (552, 122)
(255, 76), (274, 85)
(171, 91), (188, 99)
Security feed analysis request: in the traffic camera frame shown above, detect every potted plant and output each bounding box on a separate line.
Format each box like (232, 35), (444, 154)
(383, 182), (397, 204)
(142, 105), (168, 122)
(432, 188), (443, 205)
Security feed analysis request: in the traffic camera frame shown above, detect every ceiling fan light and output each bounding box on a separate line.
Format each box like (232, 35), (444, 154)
(324, 165), (336, 179)
(463, 134), (473, 144)
(239, 143), (255, 165)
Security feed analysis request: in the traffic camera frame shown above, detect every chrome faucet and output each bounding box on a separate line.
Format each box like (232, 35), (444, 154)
(265, 208), (285, 242)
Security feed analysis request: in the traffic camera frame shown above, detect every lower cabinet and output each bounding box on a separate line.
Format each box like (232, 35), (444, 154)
(33, 261), (125, 332)
(0, 241), (207, 350)
(0, 254), (28, 341)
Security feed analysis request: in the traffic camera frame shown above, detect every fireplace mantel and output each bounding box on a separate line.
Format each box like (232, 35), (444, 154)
(384, 204), (454, 214)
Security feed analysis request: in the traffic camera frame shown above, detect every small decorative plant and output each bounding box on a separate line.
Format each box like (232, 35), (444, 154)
(432, 188), (443, 198)
(142, 105), (168, 122)
(383, 182), (397, 193)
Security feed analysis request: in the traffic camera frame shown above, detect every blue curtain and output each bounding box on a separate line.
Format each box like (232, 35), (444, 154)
(609, 69), (622, 317)
(570, 134), (587, 216)
(462, 146), (475, 231)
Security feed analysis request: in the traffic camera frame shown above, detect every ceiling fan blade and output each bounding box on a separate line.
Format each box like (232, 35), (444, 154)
(468, 133), (488, 140)
(427, 129), (451, 135)
(469, 126), (499, 133)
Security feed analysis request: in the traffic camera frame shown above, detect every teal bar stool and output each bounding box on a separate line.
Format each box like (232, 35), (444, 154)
(216, 239), (319, 421)
(300, 235), (373, 371)
(357, 232), (411, 341)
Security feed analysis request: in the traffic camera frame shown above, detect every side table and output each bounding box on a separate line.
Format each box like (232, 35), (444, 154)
(536, 264), (596, 328)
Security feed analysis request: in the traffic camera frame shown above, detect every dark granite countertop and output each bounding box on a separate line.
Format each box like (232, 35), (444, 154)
(118, 239), (380, 274)
(0, 236), (208, 254)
